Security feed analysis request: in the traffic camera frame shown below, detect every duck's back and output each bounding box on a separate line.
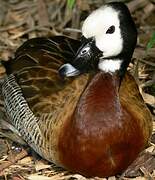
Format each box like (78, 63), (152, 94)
(1, 36), (90, 164)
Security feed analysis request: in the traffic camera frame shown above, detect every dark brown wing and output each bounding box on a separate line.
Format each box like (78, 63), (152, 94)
(2, 36), (87, 115)
(1, 36), (90, 160)
(4, 36), (81, 74)
(120, 72), (152, 143)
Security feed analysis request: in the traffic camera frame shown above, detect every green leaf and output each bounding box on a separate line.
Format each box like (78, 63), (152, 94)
(67, 0), (75, 9)
(146, 32), (155, 50)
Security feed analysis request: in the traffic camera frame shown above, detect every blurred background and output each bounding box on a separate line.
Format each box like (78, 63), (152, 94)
(0, 0), (154, 179)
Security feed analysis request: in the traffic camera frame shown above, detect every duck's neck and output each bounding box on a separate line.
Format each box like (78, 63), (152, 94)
(75, 71), (122, 125)
(98, 57), (129, 80)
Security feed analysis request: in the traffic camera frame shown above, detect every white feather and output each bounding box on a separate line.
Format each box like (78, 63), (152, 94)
(98, 59), (122, 73)
(82, 5), (123, 58)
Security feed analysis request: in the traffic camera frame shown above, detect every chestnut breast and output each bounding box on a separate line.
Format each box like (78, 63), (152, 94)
(58, 72), (152, 177)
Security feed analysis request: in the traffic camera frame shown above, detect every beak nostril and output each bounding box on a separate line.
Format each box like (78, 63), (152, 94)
(80, 46), (90, 55)
(82, 50), (87, 54)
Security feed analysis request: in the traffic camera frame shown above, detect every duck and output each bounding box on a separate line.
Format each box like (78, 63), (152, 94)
(0, 2), (152, 178)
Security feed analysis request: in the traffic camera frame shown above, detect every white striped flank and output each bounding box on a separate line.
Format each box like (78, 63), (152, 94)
(2, 74), (44, 156)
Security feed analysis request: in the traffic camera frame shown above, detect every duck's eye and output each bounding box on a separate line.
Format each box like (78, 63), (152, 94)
(106, 25), (115, 34)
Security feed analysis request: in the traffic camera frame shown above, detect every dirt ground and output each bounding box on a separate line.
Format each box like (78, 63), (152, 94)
(0, 0), (154, 179)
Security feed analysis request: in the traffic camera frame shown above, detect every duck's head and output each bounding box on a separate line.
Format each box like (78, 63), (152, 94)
(59, 2), (137, 78)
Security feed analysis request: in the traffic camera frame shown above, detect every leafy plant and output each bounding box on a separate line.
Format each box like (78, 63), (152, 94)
(67, 0), (76, 9)
(146, 31), (155, 50)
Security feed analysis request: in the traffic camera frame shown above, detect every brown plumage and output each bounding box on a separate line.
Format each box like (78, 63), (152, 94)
(1, 36), (91, 164)
(0, 36), (152, 177)
(58, 72), (152, 177)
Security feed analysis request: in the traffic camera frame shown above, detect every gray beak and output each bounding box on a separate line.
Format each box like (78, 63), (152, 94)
(59, 63), (80, 77)
(58, 37), (102, 78)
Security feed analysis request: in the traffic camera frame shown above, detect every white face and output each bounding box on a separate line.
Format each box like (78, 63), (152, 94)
(59, 4), (136, 76)
(82, 5), (123, 59)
